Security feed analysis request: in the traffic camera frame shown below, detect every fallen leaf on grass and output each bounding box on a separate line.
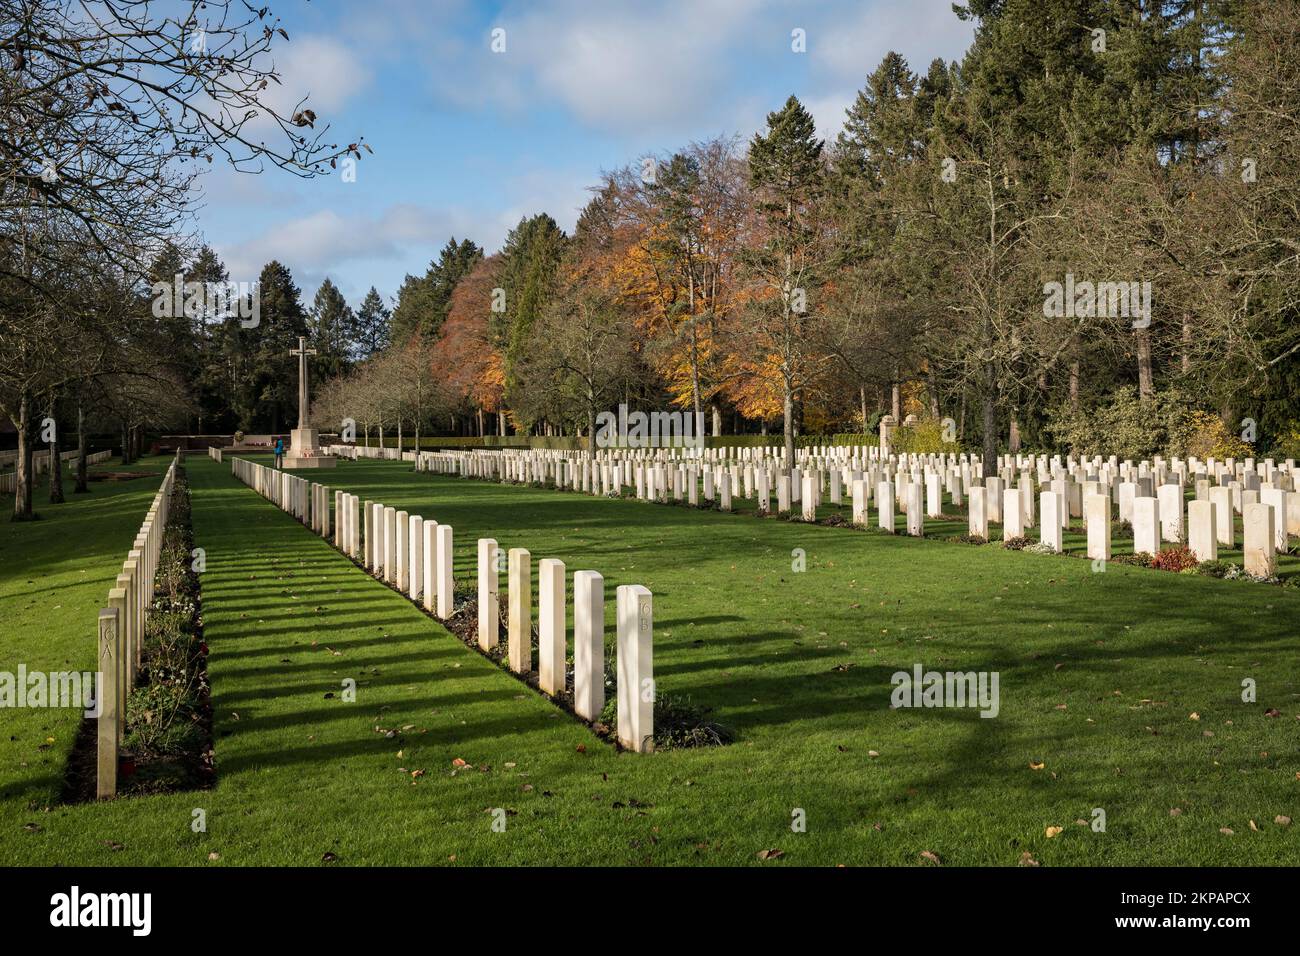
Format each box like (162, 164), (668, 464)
(1045, 826), (1063, 838)
(919, 850), (942, 866)
(1276, 816), (1292, 826)
(1018, 852), (1040, 866)
(756, 848), (784, 861)
(1029, 760), (1045, 771)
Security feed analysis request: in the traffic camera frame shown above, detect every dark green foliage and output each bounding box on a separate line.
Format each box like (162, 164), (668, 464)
(390, 237), (484, 345)
(351, 287), (391, 360)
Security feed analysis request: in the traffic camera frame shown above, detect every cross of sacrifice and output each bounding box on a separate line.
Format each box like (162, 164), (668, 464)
(289, 336), (317, 430)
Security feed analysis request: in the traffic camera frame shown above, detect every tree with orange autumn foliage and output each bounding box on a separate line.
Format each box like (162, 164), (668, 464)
(601, 137), (750, 435)
(434, 254), (507, 436)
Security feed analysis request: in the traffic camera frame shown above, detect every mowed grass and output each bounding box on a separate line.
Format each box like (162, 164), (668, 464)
(3, 454), (1298, 866)
(0, 459), (169, 834)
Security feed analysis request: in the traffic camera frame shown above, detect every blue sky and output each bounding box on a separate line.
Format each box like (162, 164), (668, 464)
(197, 0), (975, 309)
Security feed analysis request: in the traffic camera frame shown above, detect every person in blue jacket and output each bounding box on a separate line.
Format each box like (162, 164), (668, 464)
(274, 438), (285, 469)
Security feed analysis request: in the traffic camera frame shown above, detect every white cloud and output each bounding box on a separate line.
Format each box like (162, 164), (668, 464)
(216, 203), (479, 303)
(811, 0), (973, 86)
(408, 0), (971, 140)
(267, 35), (372, 116)
(420, 0), (775, 135)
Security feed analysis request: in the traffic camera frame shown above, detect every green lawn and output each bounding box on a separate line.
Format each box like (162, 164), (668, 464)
(2, 454), (1297, 866)
(0, 459), (169, 828)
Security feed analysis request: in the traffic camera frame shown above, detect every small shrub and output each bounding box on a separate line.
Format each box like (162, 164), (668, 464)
(1022, 541), (1058, 555)
(1150, 545), (1199, 573)
(1196, 560), (1234, 578)
(1180, 410), (1252, 461)
(597, 692), (732, 749)
(1112, 552), (1154, 568)
(894, 417), (950, 455)
(1002, 535), (1030, 550)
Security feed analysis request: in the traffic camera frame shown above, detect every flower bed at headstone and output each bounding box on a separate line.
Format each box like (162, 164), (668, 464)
(430, 585), (731, 751)
(1150, 545), (1200, 573)
(63, 467), (213, 801)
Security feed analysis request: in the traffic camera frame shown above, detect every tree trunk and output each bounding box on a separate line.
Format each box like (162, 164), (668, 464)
(1180, 314), (1191, 375)
(12, 392), (34, 520)
(782, 385), (795, 476)
(48, 399), (64, 504)
(711, 404), (721, 438)
(690, 321), (702, 431)
(859, 386), (868, 432)
(981, 371), (998, 478)
(587, 401), (597, 458)
(75, 403), (89, 493)
(1135, 329), (1154, 401)
(891, 379), (901, 420)
(498, 411), (506, 437)
(1069, 361), (1080, 411)
(120, 421), (131, 465)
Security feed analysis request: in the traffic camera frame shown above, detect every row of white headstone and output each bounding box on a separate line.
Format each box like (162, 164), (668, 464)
(0, 449), (111, 494)
(229, 455), (657, 752)
(97, 450), (180, 799)
(369, 444), (1298, 579)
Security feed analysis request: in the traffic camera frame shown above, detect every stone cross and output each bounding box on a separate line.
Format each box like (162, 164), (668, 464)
(289, 336), (317, 430)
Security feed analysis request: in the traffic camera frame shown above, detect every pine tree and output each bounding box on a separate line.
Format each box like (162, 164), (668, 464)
(742, 95), (827, 471)
(497, 215), (567, 408)
(310, 278), (354, 378)
(251, 261), (310, 432)
(352, 287), (391, 360)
